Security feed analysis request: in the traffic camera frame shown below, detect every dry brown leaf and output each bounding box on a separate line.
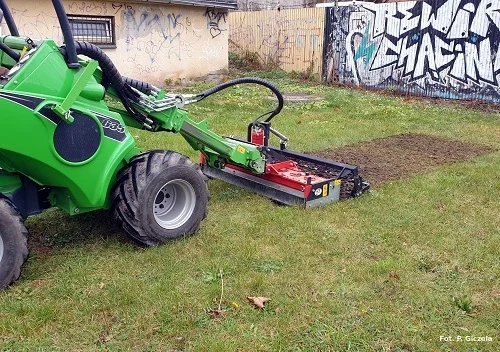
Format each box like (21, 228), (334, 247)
(389, 271), (400, 280)
(246, 296), (271, 309)
(437, 201), (446, 213)
(207, 309), (227, 318)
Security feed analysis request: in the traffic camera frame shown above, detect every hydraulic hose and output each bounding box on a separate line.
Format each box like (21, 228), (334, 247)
(0, 41), (20, 62)
(52, 0), (79, 68)
(72, 42), (126, 95)
(63, 41), (149, 128)
(123, 77), (152, 95)
(195, 77), (284, 122)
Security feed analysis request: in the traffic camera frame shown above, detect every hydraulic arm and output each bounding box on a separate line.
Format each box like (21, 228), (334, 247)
(107, 77), (285, 175)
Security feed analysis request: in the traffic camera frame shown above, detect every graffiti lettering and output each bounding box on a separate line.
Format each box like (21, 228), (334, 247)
(332, 0), (500, 96)
(8, 1), (226, 83)
(123, 7), (185, 62)
(122, 4), (208, 76)
(68, 1), (108, 15)
(200, 42), (223, 61)
(204, 8), (227, 38)
(9, 8), (60, 40)
(111, 3), (123, 15)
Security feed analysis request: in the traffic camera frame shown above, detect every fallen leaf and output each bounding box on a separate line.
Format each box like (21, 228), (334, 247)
(232, 302), (240, 309)
(389, 271), (400, 280)
(437, 201), (446, 213)
(207, 309), (227, 318)
(175, 336), (186, 349)
(246, 296), (271, 309)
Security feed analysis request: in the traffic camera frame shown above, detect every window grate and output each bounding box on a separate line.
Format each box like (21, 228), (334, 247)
(67, 15), (116, 48)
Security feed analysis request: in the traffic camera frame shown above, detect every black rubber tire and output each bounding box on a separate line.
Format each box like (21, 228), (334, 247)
(0, 196), (29, 290)
(112, 150), (209, 246)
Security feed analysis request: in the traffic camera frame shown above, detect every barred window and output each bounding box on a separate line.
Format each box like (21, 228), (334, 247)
(67, 15), (116, 48)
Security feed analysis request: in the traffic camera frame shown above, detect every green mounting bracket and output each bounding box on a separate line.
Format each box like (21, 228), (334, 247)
(52, 60), (99, 123)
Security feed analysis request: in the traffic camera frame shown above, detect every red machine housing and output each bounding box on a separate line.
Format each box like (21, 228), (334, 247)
(225, 160), (329, 200)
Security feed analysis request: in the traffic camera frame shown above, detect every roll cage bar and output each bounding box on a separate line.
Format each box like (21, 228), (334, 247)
(0, 0), (19, 37)
(0, 0), (79, 68)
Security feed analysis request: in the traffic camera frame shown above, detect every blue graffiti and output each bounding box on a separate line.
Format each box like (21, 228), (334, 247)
(124, 7), (183, 62)
(354, 23), (378, 69)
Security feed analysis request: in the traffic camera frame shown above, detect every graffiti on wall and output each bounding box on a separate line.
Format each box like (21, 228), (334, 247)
(122, 5), (195, 72)
(204, 8), (227, 38)
(6, 1), (228, 80)
(8, 8), (60, 40)
(324, 0), (500, 100)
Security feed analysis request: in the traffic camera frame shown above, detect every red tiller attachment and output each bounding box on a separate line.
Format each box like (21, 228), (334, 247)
(201, 136), (369, 208)
(200, 85), (369, 208)
(216, 158), (343, 207)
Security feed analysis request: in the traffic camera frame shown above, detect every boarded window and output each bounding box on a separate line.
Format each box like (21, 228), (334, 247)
(67, 15), (116, 48)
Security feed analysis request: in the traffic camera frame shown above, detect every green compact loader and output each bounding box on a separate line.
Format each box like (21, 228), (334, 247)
(0, 0), (368, 290)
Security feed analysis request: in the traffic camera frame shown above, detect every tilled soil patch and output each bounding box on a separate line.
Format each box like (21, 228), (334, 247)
(310, 133), (496, 186)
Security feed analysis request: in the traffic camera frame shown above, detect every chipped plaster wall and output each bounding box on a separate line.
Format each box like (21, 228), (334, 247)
(2, 0), (229, 83)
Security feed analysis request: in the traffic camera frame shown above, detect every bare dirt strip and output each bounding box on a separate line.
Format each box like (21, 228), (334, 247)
(310, 133), (496, 186)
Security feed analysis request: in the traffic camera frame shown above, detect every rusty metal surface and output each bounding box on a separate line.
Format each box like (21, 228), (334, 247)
(229, 7), (325, 76)
(323, 0), (500, 102)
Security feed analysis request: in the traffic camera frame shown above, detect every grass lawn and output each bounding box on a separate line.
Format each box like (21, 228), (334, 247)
(1, 72), (499, 351)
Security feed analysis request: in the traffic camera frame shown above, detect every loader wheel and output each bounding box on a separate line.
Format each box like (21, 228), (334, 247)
(0, 197), (29, 290)
(112, 150), (209, 246)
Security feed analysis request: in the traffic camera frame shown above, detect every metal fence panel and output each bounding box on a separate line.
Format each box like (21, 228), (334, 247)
(229, 8), (325, 76)
(323, 0), (500, 102)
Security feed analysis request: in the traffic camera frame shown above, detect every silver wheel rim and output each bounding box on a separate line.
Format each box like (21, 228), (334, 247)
(0, 233), (4, 263)
(153, 179), (196, 229)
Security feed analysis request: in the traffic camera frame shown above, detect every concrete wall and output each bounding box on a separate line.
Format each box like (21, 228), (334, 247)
(1, 0), (229, 84)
